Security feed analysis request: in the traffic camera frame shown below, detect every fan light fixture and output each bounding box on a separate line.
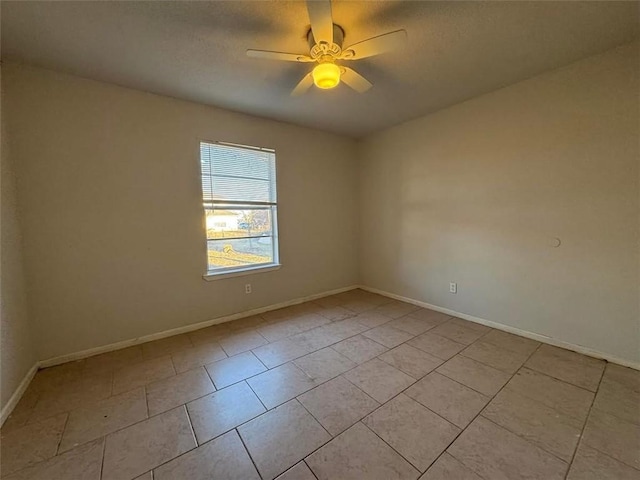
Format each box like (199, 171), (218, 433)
(312, 62), (340, 89)
(246, 0), (408, 96)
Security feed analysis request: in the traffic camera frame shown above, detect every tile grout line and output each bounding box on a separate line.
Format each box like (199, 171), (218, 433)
(9, 295), (624, 479)
(131, 415), (258, 478)
(0, 318), (461, 447)
(407, 329), (468, 354)
(0, 294), (372, 471)
(167, 354), (179, 379)
(302, 459), (320, 480)
(361, 329), (514, 439)
(479, 415), (572, 464)
(99, 434), (107, 480)
(202, 362), (218, 390)
(425, 366), (490, 397)
(54, 412), (70, 456)
(479, 342), (607, 467)
(244, 380), (270, 412)
(298, 367), (380, 408)
(342, 361), (463, 437)
(235, 427), (265, 480)
(295, 351), (454, 480)
(6, 310), (461, 470)
(110, 404), (211, 478)
(11, 328), (471, 480)
(458, 340), (531, 372)
(193, 304), (422, 477)
(294, 346), (476, 476)
(250, 349), (270, 370)
(143, 385), (150, 420)
(434, 360), (512, 398)
(397, 325), (504, 398)
(54, 402), (197, 479)
(107, 370), (114, 397)
(359, 420), (427, 474)
(29, 304), (411, 469)
(570, 443), (640, 474)
(15, 389), (150, 468)
(293, 397), (333, 439)
(516, 366), (602, 396)
(562, 363), (607, 479)
(473, 348), (606, 464)
(429, 342), (544, 478)
(182, 404), (199, 450)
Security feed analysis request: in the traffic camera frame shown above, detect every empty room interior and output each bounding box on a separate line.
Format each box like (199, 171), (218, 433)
(1, 1), (639, 479)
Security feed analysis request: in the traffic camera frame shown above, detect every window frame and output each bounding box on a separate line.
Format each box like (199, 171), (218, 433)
(199, 140), (281, 281)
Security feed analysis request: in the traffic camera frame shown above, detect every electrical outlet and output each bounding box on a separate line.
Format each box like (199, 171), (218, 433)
(449, 282), (457, 294)
(245, 284), (252, 294)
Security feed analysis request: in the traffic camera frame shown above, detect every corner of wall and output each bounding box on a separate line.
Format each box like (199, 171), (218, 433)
(354, 138), (368, 287)
(355, 43), (640, 366)
(0, 64), (39, 422)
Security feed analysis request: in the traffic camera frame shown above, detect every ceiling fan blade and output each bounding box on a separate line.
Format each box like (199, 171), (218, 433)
(291, 73), (314, 96)
(307, 0), (334, 44)
(341, 29), (407, 60)
(247, 49), (314, 63)
(341, 67), (372, 93)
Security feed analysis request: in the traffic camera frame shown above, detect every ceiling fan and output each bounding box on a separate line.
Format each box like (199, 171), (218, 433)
(246, 0), (407, 96)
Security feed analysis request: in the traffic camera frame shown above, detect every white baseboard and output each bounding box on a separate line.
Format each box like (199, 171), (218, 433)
(0, 362), (38, 426)
(5, 282), (636, 428)
(359, 285), (640, 371)
(1, 284), (357, 426)
(38, 284), (359, 369)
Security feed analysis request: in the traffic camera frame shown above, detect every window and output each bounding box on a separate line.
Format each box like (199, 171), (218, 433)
(200, 141), (279, 277)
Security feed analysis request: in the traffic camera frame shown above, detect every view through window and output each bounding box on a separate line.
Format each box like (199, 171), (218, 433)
(200, 142), (279, 275)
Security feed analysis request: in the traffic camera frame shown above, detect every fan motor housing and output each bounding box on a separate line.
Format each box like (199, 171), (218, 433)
(308, 24), (344, 59)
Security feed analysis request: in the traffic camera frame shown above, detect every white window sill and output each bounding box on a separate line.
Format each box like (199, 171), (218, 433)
(202, 264), (281, 281)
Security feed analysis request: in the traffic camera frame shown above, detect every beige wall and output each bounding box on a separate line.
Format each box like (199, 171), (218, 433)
(1, 66), (37, 411)
(2, 64), (359, 361)
(359, 42), (640, 364)
(2, 40), (638, 381)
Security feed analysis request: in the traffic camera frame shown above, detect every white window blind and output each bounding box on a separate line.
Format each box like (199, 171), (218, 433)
(200, 142), (279, 276)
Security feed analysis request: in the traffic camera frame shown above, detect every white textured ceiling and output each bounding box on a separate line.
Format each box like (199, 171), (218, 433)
(2, 1), (638, 137)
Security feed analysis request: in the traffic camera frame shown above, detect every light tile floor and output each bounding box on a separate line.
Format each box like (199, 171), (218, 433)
(1, 289), (639, 479)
